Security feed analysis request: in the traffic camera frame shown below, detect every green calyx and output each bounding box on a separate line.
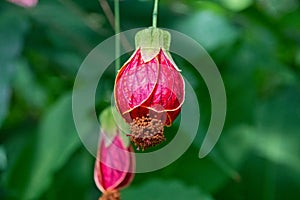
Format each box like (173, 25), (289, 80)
(135, 27), (171, 62)
(99, 106), (130, 147)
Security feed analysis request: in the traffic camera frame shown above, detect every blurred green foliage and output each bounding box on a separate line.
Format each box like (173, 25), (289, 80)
(1, 0), (300, 199)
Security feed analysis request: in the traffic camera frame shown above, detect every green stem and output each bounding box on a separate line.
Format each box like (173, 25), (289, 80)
(152, 0), (159, 28)
(114, 0), (120, 73)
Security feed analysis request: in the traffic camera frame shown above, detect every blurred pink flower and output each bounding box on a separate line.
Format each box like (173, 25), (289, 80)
(94, 130), (135, 200)
(7, 0), (38, 7)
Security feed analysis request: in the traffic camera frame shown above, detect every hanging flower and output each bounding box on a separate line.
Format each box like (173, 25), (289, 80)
(7, 0), (38, 7)
(94, 107), (135, 200)
(114, 27), (185, 150)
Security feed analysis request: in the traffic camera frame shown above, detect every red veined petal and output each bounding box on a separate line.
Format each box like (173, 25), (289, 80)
(115, 49), (159, 116)
(94, 132), (131, 192)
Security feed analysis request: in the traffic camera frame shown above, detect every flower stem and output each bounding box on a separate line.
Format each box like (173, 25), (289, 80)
(152, 0), (159, 28)
(114, 0), (120, 73)
(98, 0), (132, 58)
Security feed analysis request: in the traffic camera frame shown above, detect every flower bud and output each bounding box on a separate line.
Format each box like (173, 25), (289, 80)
(114, 27), (185, 150)
(94, 107), (135, 200)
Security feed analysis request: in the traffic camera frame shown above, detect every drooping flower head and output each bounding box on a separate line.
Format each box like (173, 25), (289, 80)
(114, 28), (185, 150)
(94, 107), (135, 200)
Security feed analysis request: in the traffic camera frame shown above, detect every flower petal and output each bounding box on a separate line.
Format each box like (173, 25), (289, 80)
(94, 132), (131, 192)
(115, 49), (159, 117)
(166, 108), (181, 126)
(115, 145), (135, 190)
(141, 50), (185, 112)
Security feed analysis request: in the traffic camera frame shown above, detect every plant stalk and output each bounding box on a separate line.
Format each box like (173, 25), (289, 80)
(152, 0), (159, 28)
(115, 0), (120, 73)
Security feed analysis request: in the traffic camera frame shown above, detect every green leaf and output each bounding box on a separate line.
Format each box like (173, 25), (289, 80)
(51, 51), (83, 76)
(0, 10), (29, 61)
(218, 0), (253, 11)
(259, 0), (299, 16)
(29, 2), (99, 53)
(132, 145), (229, 194)
(41, 148), (95, 200)
(112, 107), (131, 147)
(0, 146), (7, 172)
(0, 10), (29, 128)
(99, 107), (130, 147)
(175, 11), (239, 51)
(296, 48), (300, 68)
(254, 87), (300, 171)
(2, 124), (38, 199)
(22, 94), (81, 200)
(122, 179), (213, 200)
(13, 59), (48, 109)
(99, 107), (118, 137)
(0, 62), (14, 128)
(221, 87), (300, 173)
(135, 27), (171, 62)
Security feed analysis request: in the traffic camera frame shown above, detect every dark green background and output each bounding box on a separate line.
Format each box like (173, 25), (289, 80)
(1, 0), (300, 199)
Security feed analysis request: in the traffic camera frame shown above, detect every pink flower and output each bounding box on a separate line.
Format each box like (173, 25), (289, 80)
(7, 0), (38, 7)
(94, 130), (135, 199)
(114, 28), (185, 150)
